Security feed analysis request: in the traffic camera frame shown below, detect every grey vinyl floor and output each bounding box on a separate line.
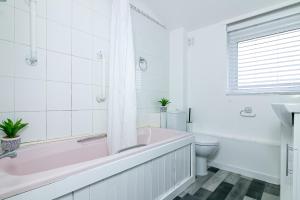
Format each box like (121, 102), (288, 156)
(174, 167), (280, 200)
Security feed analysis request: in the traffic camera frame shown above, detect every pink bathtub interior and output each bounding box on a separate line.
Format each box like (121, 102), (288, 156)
(0, 128), (187, 176)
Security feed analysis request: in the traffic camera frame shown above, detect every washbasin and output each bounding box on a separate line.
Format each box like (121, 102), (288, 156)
(272, 103), (300, 127)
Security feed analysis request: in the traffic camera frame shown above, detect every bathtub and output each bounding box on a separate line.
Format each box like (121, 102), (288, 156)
(0, 128), (195, 200)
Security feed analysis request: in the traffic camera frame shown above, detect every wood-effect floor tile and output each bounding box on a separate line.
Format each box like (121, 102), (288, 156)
(173, 167), (280, 200)
(243, 197), (256, 200)
(245, 179), (266, 200)
(264, 183), (280, 196)
(202, 170), (230, 192)
(182, 194), (200, 200)
(185, 172), (214, 195)
(224, 178), (251, 200)
(194, 188), (211, 200)
(261, 193), (280, 200)
(207, 182), (233, 200)
(225, 173), (241, 185)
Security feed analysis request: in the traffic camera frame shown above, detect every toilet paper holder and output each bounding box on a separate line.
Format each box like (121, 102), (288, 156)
(240, 106), (256, 118)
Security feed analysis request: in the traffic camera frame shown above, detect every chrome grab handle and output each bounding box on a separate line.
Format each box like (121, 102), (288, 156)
(286, 144), (294, 176)
(118, 144), (147, 153)
(77, 134), (107, 143)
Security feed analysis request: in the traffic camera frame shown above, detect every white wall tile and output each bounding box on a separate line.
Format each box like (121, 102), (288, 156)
(72, 30), (93, 59)
(92, 61), (102, 86)
(92, 37), (110, 61)
(15, 0), (46, 17)
(0, 112), (14, 122)
(0, 0), (14, 7)
(0, 5), (14, 41)
(0, 77), (14, 112)
(47, 51), (71, 82)
(14, 0), (29, 12)
(0, 40), (15, 76)
(72, 57), (92, 84)
(15, 9), (46, 48)
(92, 59), (109, 86)
(92, 85), (108, 109)
(92, 0), (112, 17)
(72, 110), (93, 136)
(72, 84), (93, 110)
(137, 111), (160, 128)
(72, 2), (92, 33)
(15, 79), (46, 111)
(73, 0), (93, 9)
(47, 111), (71, 139)
(15, 44), (46, 80)
(15, 112), (46, 142)
(47, 0), (71, 26)
(37, 17), (47, 49)
(47, 82), (71, 110)
(47, 21), (71, 54)
(0, 0), (167, 142)
(92, 14), (110, 39)
(93, 110), (107, 134)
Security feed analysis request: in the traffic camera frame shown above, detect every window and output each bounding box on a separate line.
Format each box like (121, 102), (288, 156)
(227, 12), (300, 94)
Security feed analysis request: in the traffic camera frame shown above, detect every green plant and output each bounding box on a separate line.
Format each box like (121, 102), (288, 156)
(158, 98), (171, 106)
(0, 119), (28, 138)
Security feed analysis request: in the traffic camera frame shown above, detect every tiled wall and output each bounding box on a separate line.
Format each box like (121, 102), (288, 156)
(0, 0), (111, 142)
(132, 11), (169, 127)
(0, 0), (169, 143)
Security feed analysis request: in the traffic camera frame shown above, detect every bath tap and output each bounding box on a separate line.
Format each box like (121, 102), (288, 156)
(0, 151), (17, 159)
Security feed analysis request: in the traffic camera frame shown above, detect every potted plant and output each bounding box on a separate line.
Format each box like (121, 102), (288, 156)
(0, 119), (28, 152)
(158, 98), (171, 112)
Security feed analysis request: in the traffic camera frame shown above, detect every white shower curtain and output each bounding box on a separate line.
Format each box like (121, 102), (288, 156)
(108, 0), (137, 154)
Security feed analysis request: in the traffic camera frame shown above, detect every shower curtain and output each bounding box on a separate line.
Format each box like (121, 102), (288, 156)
(107, 0), (137, 154)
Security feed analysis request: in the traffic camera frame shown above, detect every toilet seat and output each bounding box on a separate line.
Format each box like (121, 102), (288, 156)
(194, 134), (219, 146)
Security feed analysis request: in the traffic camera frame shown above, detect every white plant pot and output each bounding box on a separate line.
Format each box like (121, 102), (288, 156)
(1, 136), (21, 152)
(160, 106), (168, 112)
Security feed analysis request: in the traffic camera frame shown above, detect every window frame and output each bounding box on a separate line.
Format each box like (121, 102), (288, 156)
(227, 13), (300, 95)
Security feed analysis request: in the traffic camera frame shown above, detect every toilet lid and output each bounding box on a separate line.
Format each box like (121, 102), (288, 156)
(194, 134), (219, 145)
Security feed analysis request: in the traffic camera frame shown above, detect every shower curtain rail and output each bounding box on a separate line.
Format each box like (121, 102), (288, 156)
(130, 4), (167, 29)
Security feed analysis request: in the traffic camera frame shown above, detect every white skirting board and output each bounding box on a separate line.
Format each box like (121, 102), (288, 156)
(204, 134), (281, 185)
(209, 161), (280, 185)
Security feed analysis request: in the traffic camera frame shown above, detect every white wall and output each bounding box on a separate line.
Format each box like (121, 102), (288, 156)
(186, 21), (300, 183)
(169, 28), (187, 111)
(0, 0), (169, 143)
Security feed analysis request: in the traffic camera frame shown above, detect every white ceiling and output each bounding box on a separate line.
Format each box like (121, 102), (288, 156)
(139, 0), (289, 31)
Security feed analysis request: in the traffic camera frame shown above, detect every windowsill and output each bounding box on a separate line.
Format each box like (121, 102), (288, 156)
(226, 90), (300, 96)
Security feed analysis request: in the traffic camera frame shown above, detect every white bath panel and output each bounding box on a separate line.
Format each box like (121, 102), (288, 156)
(73, 187), (89, 200)
(55, 194), (72, 200)
(144, 161), (153, 200)
(55, 145), (192, 200)
(89, 179), (106, 200)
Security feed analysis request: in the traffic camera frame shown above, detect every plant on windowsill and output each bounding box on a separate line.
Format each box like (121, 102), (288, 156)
(0, 119), (28, 152)
(158, 98), (171, 112)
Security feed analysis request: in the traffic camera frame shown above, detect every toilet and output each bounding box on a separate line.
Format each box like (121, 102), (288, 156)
(195, 134), (219, 176)
(165, 111), (219, 176)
